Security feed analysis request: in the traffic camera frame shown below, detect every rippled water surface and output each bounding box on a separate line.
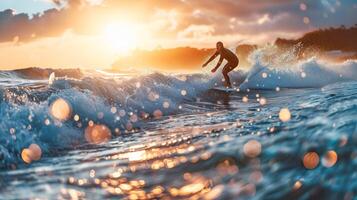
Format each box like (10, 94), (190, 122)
(0, 65), (356, 199)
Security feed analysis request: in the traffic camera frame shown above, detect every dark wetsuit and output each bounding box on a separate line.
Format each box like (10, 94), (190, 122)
(215, 48), (239, 86)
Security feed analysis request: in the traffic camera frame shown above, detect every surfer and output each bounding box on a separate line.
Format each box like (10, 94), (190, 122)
(202, 41), (239, 88)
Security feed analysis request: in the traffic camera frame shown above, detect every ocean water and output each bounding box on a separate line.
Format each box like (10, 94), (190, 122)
(0, 57), (356, 199)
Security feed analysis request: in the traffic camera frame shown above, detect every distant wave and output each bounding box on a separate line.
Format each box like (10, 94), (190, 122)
(239, 58), (357, 90)
(238, 45), (357, 90)
(3, 67), (83, 80)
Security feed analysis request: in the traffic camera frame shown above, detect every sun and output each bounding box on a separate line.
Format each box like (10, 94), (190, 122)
(103, 22), (138, 54)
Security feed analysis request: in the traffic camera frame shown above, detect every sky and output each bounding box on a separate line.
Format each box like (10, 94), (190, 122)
(0, 0), (54, 15)
(0, 0), (356, 69)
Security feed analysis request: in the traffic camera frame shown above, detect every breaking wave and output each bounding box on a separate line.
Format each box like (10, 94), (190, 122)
(239, 58), (357, 90)
(0, 49), (356, 168)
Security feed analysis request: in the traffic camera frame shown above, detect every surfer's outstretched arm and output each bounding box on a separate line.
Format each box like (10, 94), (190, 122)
(211, 55), (223, 73)
(202, 51), (219, 68)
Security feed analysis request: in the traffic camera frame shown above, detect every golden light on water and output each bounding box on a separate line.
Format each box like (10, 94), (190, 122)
(176, 183), (205, 196)
(21, 143), (42, 164)
(204, 185), (224, 200)
(151, 186), (164, 195)
(303, 152), (319, 169)
(243, 140), (262, 158)
(128, 150), (146, 162)
(85, 124), (112, 144)
(64, 122), (258, 199)
(279, 108), (291, 122)
(50, 98), (72, 121)
(322, 150), (338, 167)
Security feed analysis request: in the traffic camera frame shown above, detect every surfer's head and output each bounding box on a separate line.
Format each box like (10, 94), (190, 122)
(216, 41), (224, 50)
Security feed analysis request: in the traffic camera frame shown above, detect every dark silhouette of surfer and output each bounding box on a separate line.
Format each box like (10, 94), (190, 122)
(202, 42), (239, 88)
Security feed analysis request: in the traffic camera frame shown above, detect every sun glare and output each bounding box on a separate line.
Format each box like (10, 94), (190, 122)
(103, 22), (138, 54)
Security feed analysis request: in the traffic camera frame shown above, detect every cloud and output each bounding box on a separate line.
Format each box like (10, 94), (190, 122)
(0, 0), (355, 44)
(178, 25), (215, 39)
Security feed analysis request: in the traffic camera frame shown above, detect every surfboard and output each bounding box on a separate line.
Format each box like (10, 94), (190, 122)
(211, 86), (238, 92)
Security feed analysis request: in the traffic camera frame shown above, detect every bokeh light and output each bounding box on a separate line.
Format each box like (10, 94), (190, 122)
(177, 183), (205, 196)
(148, 92), (159, 101)
(322, 150), (338, 167)
(153, 110), (163, 119)
(279, 108), (291, 122)
(29, 144), (42, 161)
(261, 72), (268, 78)
(21, 143), (42, 164)
(130, 114), (138, 123)
(163, 101), (170, 109)
(259, 97), (267, 105)
(293, 181), (302, 191)
(300, 3), (307, 11)
(243, 140), (262, 158)
(111, 107), (117, 114)
(301, 72), (306, 78)
(50, 98), (72, 121)
(74, 114), (80, 121)
(21, 149), (33, 164)
(216, 158), (238, 175)
(303, 152), (319, 169)
(242, 96), (249, 103)
(85, 124), (112, 144)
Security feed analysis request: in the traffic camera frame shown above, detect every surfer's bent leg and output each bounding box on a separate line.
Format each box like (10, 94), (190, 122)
(222, 61), (238, 88)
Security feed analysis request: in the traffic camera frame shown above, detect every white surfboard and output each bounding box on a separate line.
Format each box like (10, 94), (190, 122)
(212, 86), (238, 92)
